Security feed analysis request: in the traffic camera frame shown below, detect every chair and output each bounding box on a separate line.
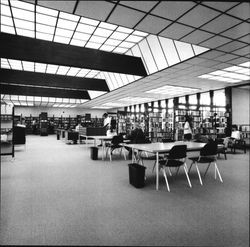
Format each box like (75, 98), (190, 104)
(105, 134), (126, 161)
(188, 141), (223, 185)
(216, 138), (227, 159)
(158, 145), (191, 192)
(228, 139), (246, 154)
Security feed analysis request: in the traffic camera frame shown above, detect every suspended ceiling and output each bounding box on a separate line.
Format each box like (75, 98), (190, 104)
(0, 0), (249, 109)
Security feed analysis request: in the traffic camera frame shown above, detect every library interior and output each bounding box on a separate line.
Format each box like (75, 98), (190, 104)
(1, 1), (249, 246)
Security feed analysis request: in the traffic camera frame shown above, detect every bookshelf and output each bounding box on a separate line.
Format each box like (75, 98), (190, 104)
(1, 104), (14, 157)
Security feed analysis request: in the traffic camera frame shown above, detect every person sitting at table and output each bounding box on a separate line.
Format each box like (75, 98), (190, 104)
(223, 125), (242, 148)
(125, 123), (148, 158)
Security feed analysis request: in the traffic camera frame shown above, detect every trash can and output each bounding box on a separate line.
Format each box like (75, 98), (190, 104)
(57, 132), (60, 140)
(90, 147), (98, 160)
(128, 163), (146, 188)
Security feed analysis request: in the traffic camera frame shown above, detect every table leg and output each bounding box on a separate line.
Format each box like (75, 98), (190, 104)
(102, 140), (104, 160)
(156, 152), (159, 191)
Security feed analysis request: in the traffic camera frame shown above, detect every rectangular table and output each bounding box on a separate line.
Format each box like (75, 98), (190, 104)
(123, 141), (206, 190)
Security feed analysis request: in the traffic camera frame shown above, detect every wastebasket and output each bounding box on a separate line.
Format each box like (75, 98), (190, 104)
(90, 146), (98, 160)
(128, 163), (146, 188)
(57, 132), (60, 140)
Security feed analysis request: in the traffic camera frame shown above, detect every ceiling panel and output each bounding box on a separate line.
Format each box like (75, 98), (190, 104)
(159, 22), (195, 40)
(199, 35), (231, 49)
(135, 14), (172, 34)
(37, 0), (76, 13)
(201, 14), (241, 34)
(228, 57), (250, 65)
(216, 41), (247, 52)
(202, 1), (239, 12)
(107, 5), (145, 28)
(75, 1), (115, 21)
(119, 1), (158, 12)
(231, 46), (250, 56)
(151, 1), (196, 21)
(238, 34), (250, 43)
(221, 22), (250, 40)
(213, 54), (239, 62)
(178, 5), (220, 28)
(226, 2), (250, 20)
(180, 29), (214, 44)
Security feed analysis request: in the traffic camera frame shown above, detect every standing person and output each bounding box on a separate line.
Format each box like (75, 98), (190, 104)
(184, 115), (192, 141)
(75, 122), (85, 143)
(103, 113), (112, 136)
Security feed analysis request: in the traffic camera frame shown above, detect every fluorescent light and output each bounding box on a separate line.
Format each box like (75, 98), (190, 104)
(55, 28), (74, 37)
(92, 106), (111, 109)
(16, 28), (34, 38)
(113, 47), (128, 54)
(36, 6), (58, 16)
(133, 30), (148, 37)
(110, 31), (129, 40)
(54, 36), (70, 44)
(85, 42), (102, 49)
(56, 66), (70, 75)
(125, 35), (143, 43)
(119, 97), (155, 103)
(116, 26), (133, 34)
(119, 41), (134, 48)
(12, 8), (34, 21)
(36, 32), (53, 41)
(70, 39), (87, 47)
(59, 12), (79, 22)
(57, 18), (78, 30)
(72, 32), (91, 40)
(104, 39), (121, 46)
(35, 62), (47, 73)
(89, 35), (107, 44)
(99, 22), (117, 30)
(80, 17), (99, 26)
(0, 25), (15, 34)
(1, 16), (14, 26)
(10, 0), (34, 11)
(103, 102), (126, 107)
(36, 13), (57, 26)
(94, 28), (113, 37)
(145, 85), (199, 95)
(36, 23), (55, 34)
(99, 44), (115, 52)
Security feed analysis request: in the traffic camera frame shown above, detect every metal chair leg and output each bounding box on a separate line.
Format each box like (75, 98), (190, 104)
(196, 163), (203, 185)
(214, 162), (223, 183)
(203, 163), (211, 178)
(188, 162), (194, 174)
(183, 165), (192, 188)
(162, 168), (170, 192)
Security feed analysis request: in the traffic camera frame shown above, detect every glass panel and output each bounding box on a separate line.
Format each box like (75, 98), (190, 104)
(174, 40), (194, 61)
(46, 64), (58, 74)
(80, 17), (99, 26)
(146, 35), (168, 70)
(168, 99), (174, 108)
(138, 39), (157, 74)
(70, 39), (87, 47)
(99, 44), (115, 52)
(54, 36), (70, 44)
(125, 35), (143, 43)
(55, 28), (74, 37)
(214, 89), (226, 106)
(85, 42), (101, 49)
(14, 19), (34, 30)
(36, 13), (57, 26)
(57, 18), (78, 30)
(67, 67), (80, 76)
(56, 66), (70, 75)
(200, 92), (210, 105)
(99, 22), (117, 30)
(36, 6), (58, 16)
(158, 37), (180, 66)
(1, 16), (14, 26)
(179, 96), (186, 104)
(89, 35), (107, 43)
(105, 38), (121, 46)
(192, 45), (209, 55)
(1, 4), (12, 16)
(36, 23), (55, 34)
(12, 7), (34, 21)
(189, 94), (197, 104)
(110, 31), (129, 40)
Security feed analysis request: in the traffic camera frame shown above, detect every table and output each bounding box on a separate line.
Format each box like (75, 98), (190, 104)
(81, 135), (130, 160)
(123, 141), (206, 190)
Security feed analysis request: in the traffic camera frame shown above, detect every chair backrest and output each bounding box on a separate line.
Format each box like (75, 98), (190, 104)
(200, 141), (217, 156)
(168, 145), (187, 159)
(111, 135), (123, 145)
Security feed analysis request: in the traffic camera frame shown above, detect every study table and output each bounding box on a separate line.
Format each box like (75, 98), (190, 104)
(123, 141), (206, 191)
(81, 135), (130, 160)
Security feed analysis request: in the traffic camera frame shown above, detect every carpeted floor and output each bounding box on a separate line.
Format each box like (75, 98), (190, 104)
(0, 135), (249, 246)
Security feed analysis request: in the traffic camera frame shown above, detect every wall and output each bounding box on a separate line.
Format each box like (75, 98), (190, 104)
(232, 87), (250, 125)
(14, 106), (108, 118)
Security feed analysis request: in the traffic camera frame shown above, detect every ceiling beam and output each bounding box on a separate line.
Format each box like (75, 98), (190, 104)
(0, 69), (110, 92)
(0, 84), (90, 99)
(0, 33), (147, 76)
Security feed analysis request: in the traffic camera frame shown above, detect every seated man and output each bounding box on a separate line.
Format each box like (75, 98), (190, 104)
(223, 125), (241, 148)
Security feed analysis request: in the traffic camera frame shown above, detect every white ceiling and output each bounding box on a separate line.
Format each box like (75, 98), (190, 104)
(1, 0), (250, 108)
